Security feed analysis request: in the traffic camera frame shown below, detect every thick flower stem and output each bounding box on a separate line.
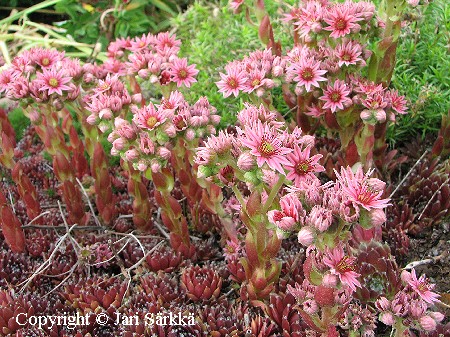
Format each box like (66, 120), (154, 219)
(240, 190), (282, 300)
(152, 167), (195, 258)
(123, 161), (153, 232)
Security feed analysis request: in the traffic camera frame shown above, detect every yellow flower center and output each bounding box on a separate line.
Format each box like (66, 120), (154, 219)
(48, 78), (59, 88)
(336, 256), (355, 273)
(42, 58), (50, 66)
(295, 161), (310, 175)
(228, 78), (237, 88)
(302, 68), (313, 81)
(336, 19), (347, 30)
(251, 79), (260, 87)
(179, 69), (187, 79)
(258, 139), (276, 157)
(331, 92), (341, 102)
(146, 116), (158, 128)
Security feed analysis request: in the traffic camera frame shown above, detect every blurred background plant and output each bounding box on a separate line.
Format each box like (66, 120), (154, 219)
(0, 0), (191, 63)
(386, 0), (450, 145)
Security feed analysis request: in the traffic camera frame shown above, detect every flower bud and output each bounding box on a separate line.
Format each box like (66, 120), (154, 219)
(303, 299), (319, 315)
(125, 149), (139, 161)
(370, 208), (386, 226)
(150, 159), (161, 173)
(419, 315), (436, 331)
(157, 147), (171, 160)
(379, 312), (395, 326)
(86, 114), (98, 125)
(360, 109), (372, 121)
(210, 114), (221, 125)
(113, 138), (125, 151)
(322, 274), (338, 288)
(163, 124), (177, 138)
(138, 69), (149, 79)
(237, 152), (255, 171)
(298, 227), (314, 246)
(375, 109), (386, 122)
(131, 93), (142, 104)
(185, 129), (195, 141)
(429, 312), (444, 323)
(136, 160), (147, 171)
(99, 108), (113, 120)
(375, 297), (391, 311)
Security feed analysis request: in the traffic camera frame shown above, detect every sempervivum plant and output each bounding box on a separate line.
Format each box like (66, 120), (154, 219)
(354, 241), (403, 302)
(197, 302), (246, 335)
(145, 244), (183, 272)
(398, 158), (450, 234)
(0, 290), (48, 336)
(62, 276), (127, 317)
(264, 292), (307, 337)
(383, 203), (414, 256)
(139, 273), (182, 305)
(180, 264), (223, 302)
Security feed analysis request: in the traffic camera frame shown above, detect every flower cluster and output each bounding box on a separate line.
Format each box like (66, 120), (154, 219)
(196, 104), (317, 186)
(375, 269), (443, 333)
(0, 48), (82, 107)
(216, 49), (283, 97)
(224, 0), (410, 169)
(107, 32), (198, 87)
(83, 74), (132, 132)
(287, 245), (363, 334)
(109, 91), (220, 172)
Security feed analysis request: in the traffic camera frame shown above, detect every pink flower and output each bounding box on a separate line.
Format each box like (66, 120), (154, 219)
(132, 103), (171, 131)
(286, 145), (324, 186)
(324, 4), (362, 38)
(289, 58), (327, 92)
(216, 63), (247, 97)
(386, 90), (407, 115)
(401, 269), (440, 304)
(154, 32), (181, 56)
(243, 69), (266, 93)
(320, 80), (352, 113)
(335, 40), (363, 67)
(323, 246), (361, 291)
(334, 166), (391, 211)
(230, 0), (245, 11)
(294, 1), (324, 37)
(379, 312), (395, 326)
(170, 58), (199, 88)
(36, 67), (72, 96)
(32, 48), (64, 68)
(239, 121), (292, 174)
(0, 69), (13, 93)
(268, 210), (296, 231)
(129, 33), (153, 52)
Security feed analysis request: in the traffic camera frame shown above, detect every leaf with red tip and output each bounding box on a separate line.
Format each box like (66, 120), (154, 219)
(0, 203), (25, 253)
(246, 190), (262, 217)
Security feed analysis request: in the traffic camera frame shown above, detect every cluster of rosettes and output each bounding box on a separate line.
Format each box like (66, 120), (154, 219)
(108, 91), (220, 172)
(0, 48), (82, 107)
(216, 49), (283, 98)
(375, 269), (443, 333)
(106, 32), (198, 87)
